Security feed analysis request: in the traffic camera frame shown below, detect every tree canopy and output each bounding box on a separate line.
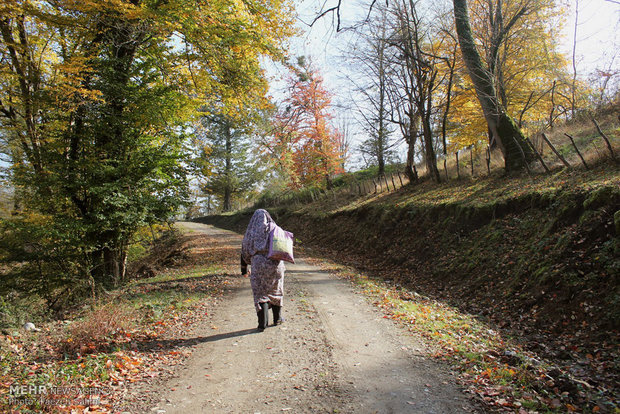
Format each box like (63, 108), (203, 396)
(266, 59), (345, 189)
(0, 0), (294, 299)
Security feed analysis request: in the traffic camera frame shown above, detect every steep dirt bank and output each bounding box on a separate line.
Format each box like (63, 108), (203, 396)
(196, 165), (619, 403)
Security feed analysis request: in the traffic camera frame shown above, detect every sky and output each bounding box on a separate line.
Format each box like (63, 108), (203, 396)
(563, 0), (620, 70)
(288, 0), (619, 88)
(268, 0), (620, 167)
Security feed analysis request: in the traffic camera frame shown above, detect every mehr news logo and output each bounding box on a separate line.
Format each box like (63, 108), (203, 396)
(7, 383), (109, 407)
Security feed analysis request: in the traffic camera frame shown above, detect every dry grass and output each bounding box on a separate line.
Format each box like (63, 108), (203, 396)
(413, 110), (619, 182)
(58, 303), (135, 355)
(293, 111), (619, 214)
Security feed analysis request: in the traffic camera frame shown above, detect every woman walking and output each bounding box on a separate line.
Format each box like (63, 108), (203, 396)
(241, 209), (285, 332)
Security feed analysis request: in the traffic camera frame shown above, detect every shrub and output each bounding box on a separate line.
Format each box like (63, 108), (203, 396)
(0, 294), (49, 330)
(58, 304), (135, 356)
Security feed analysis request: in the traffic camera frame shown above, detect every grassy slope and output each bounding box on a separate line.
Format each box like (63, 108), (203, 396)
(291, 163), (620, 331)
(199, 161), (619, 411)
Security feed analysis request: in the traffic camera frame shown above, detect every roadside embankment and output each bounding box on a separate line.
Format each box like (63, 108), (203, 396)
(196, 164), (620, 408)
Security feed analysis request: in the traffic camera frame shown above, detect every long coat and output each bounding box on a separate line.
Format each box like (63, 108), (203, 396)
(241, 209), (285, 312)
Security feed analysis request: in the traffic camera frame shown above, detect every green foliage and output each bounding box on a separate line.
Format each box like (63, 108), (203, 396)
(0, 214), (94, 311)
(125, 224), (169, 264)
(0, 294), (49, 331)
(0, 0), (294, 302)
(196, 113), (265, 212)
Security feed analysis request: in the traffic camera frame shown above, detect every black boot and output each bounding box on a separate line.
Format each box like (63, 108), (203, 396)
(257, 302), (268, 332)
(272, 305), (283, 325)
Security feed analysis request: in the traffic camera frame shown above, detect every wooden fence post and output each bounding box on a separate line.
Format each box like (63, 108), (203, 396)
(486, 146), (491, 175)
(515, 139), (532, 176)
(565, 133), (589, 169)
(456, 152), (460, 179)
(541, 133), (571, 168)
(592, 119), (617, 162)
(538, 136), (544, 156)
(383, 175), (390, 192)
(470, 147), (474, 177)
(514, 138), (533, 176)
(525, 137), (550, 173)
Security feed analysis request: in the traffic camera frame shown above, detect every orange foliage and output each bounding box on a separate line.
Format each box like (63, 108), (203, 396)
(271, 66), (344, 188)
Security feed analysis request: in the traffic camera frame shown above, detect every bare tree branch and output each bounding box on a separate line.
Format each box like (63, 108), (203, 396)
(310, 0), (343, 31)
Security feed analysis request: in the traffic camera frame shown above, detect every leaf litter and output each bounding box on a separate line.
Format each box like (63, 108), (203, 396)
(0, 231), (242, 413)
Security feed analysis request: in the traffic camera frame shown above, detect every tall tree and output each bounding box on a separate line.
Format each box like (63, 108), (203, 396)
(349, 9), (396, 176)
(390, 0), (443, 182)
(452, 0), (534, 171)
(268, 59), (345, 189)
(446, 0), (571, 152)
(198, 113), (264, 212)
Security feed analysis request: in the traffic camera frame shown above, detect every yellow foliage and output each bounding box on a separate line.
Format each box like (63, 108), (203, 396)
(0, 0), (295, 123)
(441, 0), (579, 152)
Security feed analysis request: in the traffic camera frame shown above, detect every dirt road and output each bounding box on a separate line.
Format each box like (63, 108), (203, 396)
(146, 222), (477, 413)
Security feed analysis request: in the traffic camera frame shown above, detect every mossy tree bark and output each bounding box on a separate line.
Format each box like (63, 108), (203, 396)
(452, 0), (533, 172)
(405, 109), (419, 182)
(421, 102), (442, 182)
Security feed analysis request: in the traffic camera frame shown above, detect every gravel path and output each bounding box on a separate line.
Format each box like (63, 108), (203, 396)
(148, 222), (478, 413)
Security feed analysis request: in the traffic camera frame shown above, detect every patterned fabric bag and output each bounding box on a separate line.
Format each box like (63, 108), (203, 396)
(267, 224), (295, 263)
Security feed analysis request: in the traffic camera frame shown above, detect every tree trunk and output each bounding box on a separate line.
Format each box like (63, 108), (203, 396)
(325, 173), (333, 190)
(119, 246), (127, 284)
(103, 247), (120, 288)
(405, 112), (420, 182)
(497, 112), (531, 171)
(422, 115), (441, 182)
(223, 121), (232, 212)
(223, 187), (231, 212)
(89, 228), (129, 290)
(421, 85), (441, 182)
(91, 249), (104, 287)
(452, 0), (533, 172)
(378, 152), (385, 177)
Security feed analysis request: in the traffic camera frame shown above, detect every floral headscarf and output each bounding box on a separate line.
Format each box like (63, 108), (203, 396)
(242, 209), (275, 262)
